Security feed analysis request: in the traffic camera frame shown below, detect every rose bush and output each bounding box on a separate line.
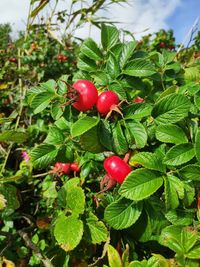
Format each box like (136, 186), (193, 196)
(0, 18), (200, 267)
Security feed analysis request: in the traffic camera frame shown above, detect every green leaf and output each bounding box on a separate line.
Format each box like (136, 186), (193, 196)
(43, 181), (58, 199)
(194, 95), (200, 110)
(163, 143), (195, 166)
(65, 179), (85, 216)
(112, 121), (128, 155)
(124, 103), (153, 120)
(80, 126), (104, 153)
(119, 168), (163, 201)
(120, 41), (137, 68)
(0, 184), (20, 210)
(195, 128), (200, 163)
(77, 54), (97, 72)
(109, 81), (127, 99)
(55, 117), (70, 131)
(30, 91), (55, 114)
(51, 101), (63, 120)
(104, 198), (142, 230)
(183, 182), (195, 207)
(159, 225), (184, 254)
(187, 246), (200, 259)
(181, 227), (198, 253)
(92, 71), (110, 86)
(152, 93), (191, 124)
(81, 38), (102, 61)
(147, 255), (170, 267)
(99, 120), (114, 151)
(123, 59), (156, 77)
(179, 164), (200, 181)
(31, 144), (58, 169)
(184, 66), (200, 81)
(54, 214), (83, 252)
(125, 120), (147, 148)
(0, 130), (28, 143)
(86, 212), (108, 244)
(155, 124), (188, 144)
(30, 0), (49, 18)
(106, 53), (120, 79)
(127, 209), (152, 243)
(71, 116), (99, 138)
(44, 126), (65, 145)
(101, 24), (119, 51)
(107, 245), (122, 267)
(131, 152), (166, 172)
(165, 209), (194, 226)
(164, 175), (184, 210)
(129, 261), (146, 267)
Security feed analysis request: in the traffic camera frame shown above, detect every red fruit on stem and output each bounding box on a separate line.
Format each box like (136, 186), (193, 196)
(54, 162), (71, 174)
(57, 54), (63, 62)
(96, 90), (119, 115)
(72, 80), (98, 111)
(62, 55), (68, 62)
(169, 45), (175, 50)
(133, 96), (144, 103)
(70, 162), (80, 172)
(104, 155), (132, 184)
(9, 57), (17, 63)
(194, 53), (200, 58)
(159, 42), (166, 48)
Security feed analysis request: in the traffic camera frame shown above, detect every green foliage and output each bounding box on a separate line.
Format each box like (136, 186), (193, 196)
(0, 12), (200, 267)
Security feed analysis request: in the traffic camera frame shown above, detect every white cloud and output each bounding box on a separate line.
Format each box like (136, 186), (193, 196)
(0, 0), (29, 33)
(0, 0), (182, 41)
(100, 0), (182, 39)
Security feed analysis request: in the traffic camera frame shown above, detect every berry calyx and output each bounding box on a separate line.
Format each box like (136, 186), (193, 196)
(96, 90), (119, 115)
(104, 155), (132, 184)
(72, 80), (98, 112)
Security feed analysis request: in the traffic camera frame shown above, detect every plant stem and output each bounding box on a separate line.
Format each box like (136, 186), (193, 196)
(32, 172), (50, 178)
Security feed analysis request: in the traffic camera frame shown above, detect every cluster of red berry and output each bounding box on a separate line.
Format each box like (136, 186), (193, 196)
(69, 80), (143, 189)
(57, 54), (68, 63)
(71, 79), (144, 114)
(52, 162), (80, 176)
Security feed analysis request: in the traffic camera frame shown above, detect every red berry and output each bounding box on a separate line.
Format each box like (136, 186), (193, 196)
(72, 80), (98, 112)
(104, 155), (132, 184)
(9, 57), (17, 63)
(159, 42), (166, 48)
(70, 162), (80, 172)
(55, 162), (71, 174)
(96, 90), (119, 115)
(194, 53), (200, 58)
(169, 45), (175, 50)
(62, 55), (68, 62)
(57, 54), (63, 62)
(133, 96), (144, 103)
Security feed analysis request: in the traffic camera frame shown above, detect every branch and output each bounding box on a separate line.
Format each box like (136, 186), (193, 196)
(18, 230), (54, 267)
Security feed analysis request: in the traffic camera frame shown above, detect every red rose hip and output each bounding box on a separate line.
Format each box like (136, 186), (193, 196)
(96, 90), (119, 115)
(70, 162), (80, 172)
(72, 80), (98, 112)
(104, 155), (132, 184)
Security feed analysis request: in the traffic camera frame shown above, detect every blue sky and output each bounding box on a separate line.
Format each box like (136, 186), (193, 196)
(166, 0), (200, 44)
(0, 0), (199, 44)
